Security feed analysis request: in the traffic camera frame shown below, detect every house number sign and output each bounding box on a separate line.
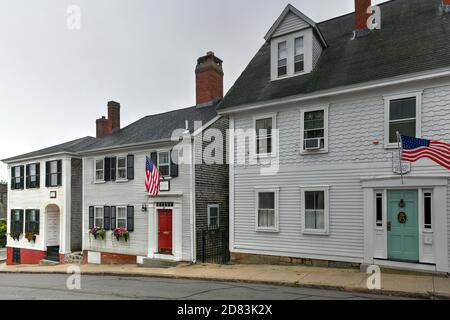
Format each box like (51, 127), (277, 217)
(398, 212), (407, 224)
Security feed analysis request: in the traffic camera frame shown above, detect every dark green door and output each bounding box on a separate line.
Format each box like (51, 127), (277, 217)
(387, 190), (419, 262)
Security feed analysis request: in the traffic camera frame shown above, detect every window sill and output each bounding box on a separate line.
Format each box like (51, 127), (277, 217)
(47, 186), (62, 189)
(302, 229), (329, 236)
(256, 228), (279, 233)
(384, 144), (401, 150)
(94, 181), (106, 184)
(300, 149), (328, 155)
(115, 179), (129, 183)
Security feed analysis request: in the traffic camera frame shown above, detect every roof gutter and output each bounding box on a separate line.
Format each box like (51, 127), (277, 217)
(218, 66), (450, 115)
(2, 151), (79, 165)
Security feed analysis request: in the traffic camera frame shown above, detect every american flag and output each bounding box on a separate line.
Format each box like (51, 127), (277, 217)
(145, 156), (160, 196)
(401, 135), (450, 170)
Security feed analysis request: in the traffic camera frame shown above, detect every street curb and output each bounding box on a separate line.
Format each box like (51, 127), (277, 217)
(0, 269), (447, 300)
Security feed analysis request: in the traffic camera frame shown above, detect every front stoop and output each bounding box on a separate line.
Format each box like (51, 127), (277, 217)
(138, 258), (180, 268)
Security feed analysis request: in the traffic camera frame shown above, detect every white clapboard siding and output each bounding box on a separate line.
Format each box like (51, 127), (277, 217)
(83, 149), (193, 260)
(272, 12), (309, 38)
(232, 82), (450, 266)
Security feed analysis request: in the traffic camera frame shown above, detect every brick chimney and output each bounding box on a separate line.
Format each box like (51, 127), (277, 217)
(96, 101), (121, 138)
(355, 0), (371, 31)
(444, 0), (450, 5)
(195, 51), (224, 106)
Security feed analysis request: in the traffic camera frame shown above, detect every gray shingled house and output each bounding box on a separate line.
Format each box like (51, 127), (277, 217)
(218, 0), (450, 273)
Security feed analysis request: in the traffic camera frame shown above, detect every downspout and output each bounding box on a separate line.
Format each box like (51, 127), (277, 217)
(191, 135), (197, 263)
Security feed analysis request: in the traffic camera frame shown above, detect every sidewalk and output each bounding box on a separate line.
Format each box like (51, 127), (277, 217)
(0, 262), (449, 299)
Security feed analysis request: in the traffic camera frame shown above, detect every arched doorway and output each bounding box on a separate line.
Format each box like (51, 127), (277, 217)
(45, 204), (60, 261)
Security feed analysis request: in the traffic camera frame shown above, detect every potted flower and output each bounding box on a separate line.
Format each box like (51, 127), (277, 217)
(25, 232), (36, 243)
(89, 227), (106, 240)
(112, 227), (129, 242)
(9, 232), (21, 241)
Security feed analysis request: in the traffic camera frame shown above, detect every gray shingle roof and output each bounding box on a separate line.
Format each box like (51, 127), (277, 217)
(81, 102), (219, 152)
(2, 136), (97, 163)
(219, 0), (450, 110)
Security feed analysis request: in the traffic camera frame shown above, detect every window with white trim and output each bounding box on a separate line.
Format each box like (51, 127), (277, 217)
(277, 41), (287, 77)
(256, 189), (279, 232)
(385, 92), (421, 147)
(117, 206), (127, 228)
(294, 37), (304, 73)
(301, 187), (329, 234)
(254, 114), (276, 157)
(423, 191), (432, 230)
(94, 207), (104, 228)
(375, 192), (383, 227)
(208, 204), (219, 230)
(158, 151), (170, 177)
(95, 159), (104, 181)
(301, 107), (328, 152)
(117, 156), (127, 180)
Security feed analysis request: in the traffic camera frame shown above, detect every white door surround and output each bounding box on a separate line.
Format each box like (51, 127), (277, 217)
(362, 175), (449, 273)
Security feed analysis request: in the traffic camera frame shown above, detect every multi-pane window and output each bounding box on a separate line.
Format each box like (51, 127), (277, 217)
(294, 37), (304, 73)
(26, 163), (40, 189)
(277, 41), (287, 77)
(46, 160), (62, 187)
(257, 192), (276, 229)
(255, 117), (273, 155)
(94, 207), (104, 228)
(12, 166), (24, 190)
(424, 192), (432, 230)
(303, 110), (325, 150)
(208, 205), (219, 230)
(117, 207), (127, 228)
(0, 192), (6, 204)
(117, 157), (127, 180)
(388, 97), (417, 144)
(25, 209), (40, 234)
(11, 209), (23, 233)
(95, 159), (104, 181)
(158, 152), (170, 177)
(376, 192), (383, 227)
(304, 191), (325, 231)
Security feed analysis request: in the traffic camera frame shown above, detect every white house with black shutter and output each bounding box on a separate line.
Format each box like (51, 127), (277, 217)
(2, 137), (96, 264)
(219, 0), (450, 273)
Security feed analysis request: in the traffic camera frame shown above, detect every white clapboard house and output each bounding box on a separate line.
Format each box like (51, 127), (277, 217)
(218, 0), (450, 273)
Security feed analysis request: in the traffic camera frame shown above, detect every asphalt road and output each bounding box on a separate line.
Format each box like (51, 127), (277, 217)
(0, 274), (408, 300)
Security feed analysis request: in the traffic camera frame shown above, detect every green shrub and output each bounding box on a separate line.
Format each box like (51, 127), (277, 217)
(0, 220), (6, 248)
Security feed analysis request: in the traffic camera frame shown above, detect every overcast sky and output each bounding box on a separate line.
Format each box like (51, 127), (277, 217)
(0, 0), (385, 181)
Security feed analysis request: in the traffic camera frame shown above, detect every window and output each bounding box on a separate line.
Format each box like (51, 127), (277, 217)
(117, 207), (127, 228)
(26, 163), (40, 189)
(256, 189), (279, 232)
(302, 187), (329, 234)
(277, 41), (287, 77)
(25, 209), (40, 234)
(94, 207), (104, 228)
(385, 92), (421, 147)
(158, 151), (170, 177)
(117, 157), (127, 180)
(208, 204), (219, 229)
(294, 37), (304, 73)
(11, 209), (24, 233)
(95, 159), (104, 181)
(301, 107), (328, 152)
(376, 192), (383, 227)
(424, 191), (432, 230)
(0, 192), (6, 204)
(11, 166), (24, 190)
(255, 115), (275, 156)
(46, 160), (62, 187)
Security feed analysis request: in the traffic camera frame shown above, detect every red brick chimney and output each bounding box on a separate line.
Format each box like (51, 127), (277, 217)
(444, 0), (450, 5)
(195, 51), (224, 105)
(355, 0), (371, 31)
(96, 101), (121, 138)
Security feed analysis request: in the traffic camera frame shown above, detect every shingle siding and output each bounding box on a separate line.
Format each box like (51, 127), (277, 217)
(70, 158), (83, 252)
(272, 12), (309, 38)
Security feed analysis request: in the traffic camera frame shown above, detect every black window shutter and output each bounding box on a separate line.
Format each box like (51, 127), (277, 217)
(127, 206), (134, 232)
(34, 210), (40, 235)
(57, 160), (62, 186)
(45, 162), (50, 187)
(104, 206), (111, 230)
(36, 163), (40, 188)
(110, 157), (117, 181)
(26, 165), (30, 189)
(89, 206), (94, 229)
(104, 158), (111, 181)
(127, 155), (134, 180)
(10, 167), (15, 190)
(19, 166), (24, 189)
(150, 152), (158, 167)
(19, 210), (24, 233)
(170, 149), (179, 178)
(10, 210), (15, 233)
(110, 206), (116, 230)
(25, 210), (30, 233)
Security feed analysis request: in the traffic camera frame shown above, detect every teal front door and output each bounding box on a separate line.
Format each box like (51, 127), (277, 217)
(387, 190), (419, 262)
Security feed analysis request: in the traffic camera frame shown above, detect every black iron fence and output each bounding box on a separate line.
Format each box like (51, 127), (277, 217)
(198, 228), (230, 264)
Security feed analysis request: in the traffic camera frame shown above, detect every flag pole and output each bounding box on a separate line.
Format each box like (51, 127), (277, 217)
(396, 131), (404, 185)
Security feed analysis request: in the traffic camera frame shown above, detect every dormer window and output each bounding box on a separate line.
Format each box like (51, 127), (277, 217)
(277, 41), (287, 77)
(294, 37), (304, 73)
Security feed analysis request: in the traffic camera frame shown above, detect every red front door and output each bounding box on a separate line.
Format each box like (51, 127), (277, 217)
(158, 209), (173, 254)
